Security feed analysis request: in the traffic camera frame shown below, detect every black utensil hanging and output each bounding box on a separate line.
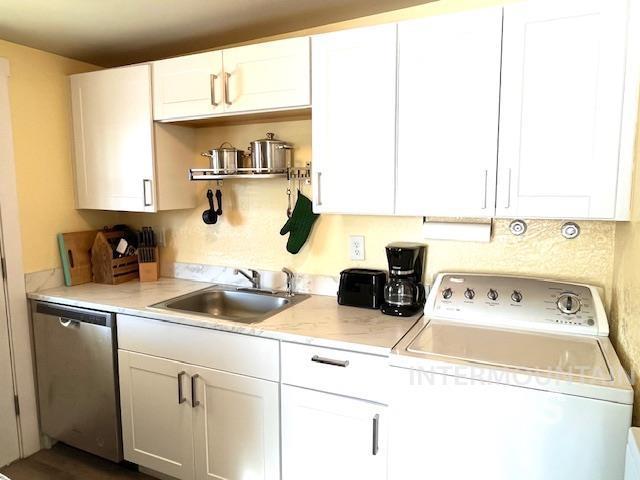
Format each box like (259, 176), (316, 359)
(215, 189), (223, 216)
(202, 189), (218, 224)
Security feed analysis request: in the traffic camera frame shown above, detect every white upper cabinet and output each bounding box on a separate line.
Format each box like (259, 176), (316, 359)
(151, 37), (310, 121)
(312, 24), (397, 215)
(71, 65), (156, 212)
(396, 7), (503, 218)
(153, 51), (224, 121)
(497, 0), (634, 220)
(223, 37), (310, 114)
(71, 66), (196, 212)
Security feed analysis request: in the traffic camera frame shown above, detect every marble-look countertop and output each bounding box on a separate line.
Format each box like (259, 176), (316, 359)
(27, 278), (420, 355)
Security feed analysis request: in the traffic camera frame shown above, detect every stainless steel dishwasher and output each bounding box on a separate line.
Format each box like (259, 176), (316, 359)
(32, 301), (123, 462)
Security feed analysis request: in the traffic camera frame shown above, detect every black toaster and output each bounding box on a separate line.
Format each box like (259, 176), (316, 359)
(337, 268), (387, 309)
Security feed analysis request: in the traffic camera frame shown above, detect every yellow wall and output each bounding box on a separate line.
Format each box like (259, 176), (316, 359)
(611, 101), (640, 425)
(0, 39), (116, 273)
(122, 118), (618, 307)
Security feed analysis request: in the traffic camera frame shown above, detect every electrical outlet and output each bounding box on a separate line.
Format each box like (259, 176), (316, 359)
(350, 235), (365, 261)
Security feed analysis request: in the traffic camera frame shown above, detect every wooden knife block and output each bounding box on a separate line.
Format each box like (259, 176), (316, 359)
(138, 247), (159, 283)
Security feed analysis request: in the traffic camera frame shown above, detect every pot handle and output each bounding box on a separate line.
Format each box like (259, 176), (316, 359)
(201, 152), (213, 157)
(218, 142), (235, 149)
(275, 144), (294, 150)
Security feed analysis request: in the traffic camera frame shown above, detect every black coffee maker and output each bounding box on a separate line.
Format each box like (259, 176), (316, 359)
(381, 242), (426, 317)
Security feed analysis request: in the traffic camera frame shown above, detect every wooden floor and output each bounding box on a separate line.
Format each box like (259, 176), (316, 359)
(0, 444), (155, 480)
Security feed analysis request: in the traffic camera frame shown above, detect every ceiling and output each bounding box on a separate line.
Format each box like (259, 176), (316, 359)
(0, 0), (435, 67)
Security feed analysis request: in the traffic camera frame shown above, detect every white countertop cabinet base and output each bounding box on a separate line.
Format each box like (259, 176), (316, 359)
(118, 350), (195, 480)
(281, 385), (387, 480)
(118, 316), (280, 480)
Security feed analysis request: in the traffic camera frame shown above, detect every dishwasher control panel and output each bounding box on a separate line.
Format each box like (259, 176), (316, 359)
(426, 273), (608, 336)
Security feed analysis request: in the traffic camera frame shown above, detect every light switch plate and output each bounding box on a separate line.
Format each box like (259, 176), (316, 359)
(349, 235), (365, 261)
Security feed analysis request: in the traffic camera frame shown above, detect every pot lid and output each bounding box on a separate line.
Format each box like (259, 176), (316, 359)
(204, 142), (241, 153)
(252, 132), (291, 145)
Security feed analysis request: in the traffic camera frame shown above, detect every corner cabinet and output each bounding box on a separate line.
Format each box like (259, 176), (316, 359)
(497, 0), (635, 220)
(70, 65), (196, 212)
(311, 24), (397, 215)
(152, 37), (311, 121)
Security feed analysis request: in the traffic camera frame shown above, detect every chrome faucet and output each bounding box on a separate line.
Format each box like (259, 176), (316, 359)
(234, 268), (261, 289)
(282, 268), (295, 296)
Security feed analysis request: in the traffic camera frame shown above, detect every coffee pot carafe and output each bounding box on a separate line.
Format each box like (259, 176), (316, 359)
(381, 242), (426, 317)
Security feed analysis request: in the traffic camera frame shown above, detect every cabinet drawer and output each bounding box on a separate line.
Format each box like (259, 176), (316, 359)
(281, 342), (389, 403)
(117, 314), (279, 381)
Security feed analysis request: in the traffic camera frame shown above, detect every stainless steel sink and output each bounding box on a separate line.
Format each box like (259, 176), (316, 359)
(151, 286), (309, 324)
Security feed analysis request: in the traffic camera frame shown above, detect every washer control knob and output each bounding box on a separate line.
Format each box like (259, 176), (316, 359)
(464, 288), (475, 300)
(557, 293), (581, 315)
(487, 289), (499, 301)
(511, 290), (523, 303)
(442, 288), (453, 300)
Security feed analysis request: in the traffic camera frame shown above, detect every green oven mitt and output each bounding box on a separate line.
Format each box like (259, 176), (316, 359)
(280, 192), (319, 254)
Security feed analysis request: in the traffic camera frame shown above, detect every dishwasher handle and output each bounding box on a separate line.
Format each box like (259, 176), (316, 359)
(35, 302), (115, 328)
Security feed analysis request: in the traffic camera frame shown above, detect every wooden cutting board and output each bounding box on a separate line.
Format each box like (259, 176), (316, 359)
(57, 230), (98, 286)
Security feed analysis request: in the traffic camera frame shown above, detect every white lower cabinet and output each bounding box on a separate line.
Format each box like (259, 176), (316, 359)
(192, 366), (280, 480)
(119, 350), (279, 480)
(281, 385), (387, 480)
(118, 351), (195, 479)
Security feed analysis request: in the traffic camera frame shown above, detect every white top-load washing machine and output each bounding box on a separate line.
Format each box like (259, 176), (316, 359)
(389, 273), (633, 480)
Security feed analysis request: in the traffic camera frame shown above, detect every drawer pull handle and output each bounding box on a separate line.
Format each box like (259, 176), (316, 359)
(311, 355), (349, 368)
(191, 374), (200, 408)
(177, 371), (187, 405)
(372, 414), (380, 455)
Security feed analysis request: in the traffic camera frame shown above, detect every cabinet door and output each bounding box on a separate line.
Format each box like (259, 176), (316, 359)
(118, 351), (195, 480)
(396, 8), (502, 217)
(222, 37), (310, 114)
(152, 51), (224, 121)
(192, 366), (280, 480)
(312, 25), (397, 215)
(281, 386), (387, 480)
(70, 65), (156, 212)
(497, 0), (629, 219)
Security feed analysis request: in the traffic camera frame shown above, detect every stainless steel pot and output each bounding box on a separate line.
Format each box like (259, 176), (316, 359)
(248, 133), (293, 173)
(201, 142), (244, 173)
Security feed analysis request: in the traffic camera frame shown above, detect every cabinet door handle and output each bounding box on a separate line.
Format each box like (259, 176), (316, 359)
(503, 168), (512, 209)
(142, 179), (153, 207)
(481, 169), (488, 209)
(191, 373), (200, 408)
(224, 72), (232, 106)
(177, 371), (187, 405)
(210, 74), (219, 107)
(316, 172), (322, 206)
(311, 355), (349, 368)
(372, 414), (380, 455)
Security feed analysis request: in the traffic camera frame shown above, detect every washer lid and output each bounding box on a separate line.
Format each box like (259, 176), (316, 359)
(407, 321), (611, 381)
